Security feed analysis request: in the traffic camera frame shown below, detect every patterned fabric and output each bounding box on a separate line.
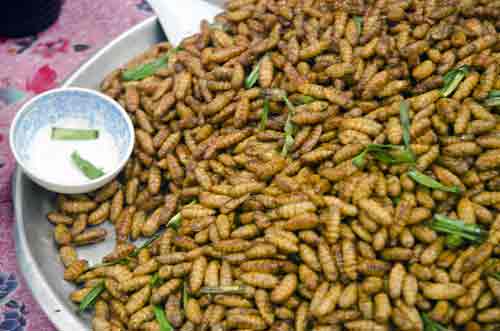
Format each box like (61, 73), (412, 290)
(0, 1), (152, 329)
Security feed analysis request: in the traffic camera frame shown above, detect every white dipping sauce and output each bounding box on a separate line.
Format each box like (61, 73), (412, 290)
(28, 118), (120, 185)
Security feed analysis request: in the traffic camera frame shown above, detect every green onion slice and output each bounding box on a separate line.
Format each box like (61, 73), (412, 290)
(78, 281), (105, 312)
(440, 65), (469, 97)
(445, 233), (463, 248)
(150, 273), (163, 287)
(245, 58), (262, 89)
(166, 200), (196, 229)
(130, 232), (163, 258)
(352, 144), (415, 167)
(431, 214), (486, 243)
(122, 47), (180, 81)
(421, 313), (449, 331)
(407, 169), (461, 193)
(399, 101), (411, 149)
(71, 151), (105, 180)
(51, 128), (99, 140)
(281, 95), (296, 156)
(352, 150), (368, 168)
(154, 305), (173, 331)
(487, 90), (500, 98)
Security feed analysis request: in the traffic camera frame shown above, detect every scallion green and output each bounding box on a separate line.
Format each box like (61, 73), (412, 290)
(51, 128), (99, 140)
(71, 151), (105, 180)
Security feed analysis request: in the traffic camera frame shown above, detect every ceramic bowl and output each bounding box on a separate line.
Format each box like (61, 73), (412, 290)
(10, 87), (134, 194)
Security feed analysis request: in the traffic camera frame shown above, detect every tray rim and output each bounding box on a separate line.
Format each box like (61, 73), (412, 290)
(13, 16), (159, 331)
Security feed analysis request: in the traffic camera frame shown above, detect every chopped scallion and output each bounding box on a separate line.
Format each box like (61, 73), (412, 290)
(440, 65), (469, 97)
(407, 169), (461, 193)
(51, 128), (99, 140)
(245, 58), (262, 89)
(281, 95), (296, 156)
(78, 281), (105, 312)
(71, 151), (105, 180)
(154, 304), (173, 331)
(399, 101), (411, 149)
(430, 214), (486, 244)
(122, 47), (180, 81)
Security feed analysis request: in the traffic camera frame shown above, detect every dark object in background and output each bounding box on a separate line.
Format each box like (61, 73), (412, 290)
(0, 0), (63, 38)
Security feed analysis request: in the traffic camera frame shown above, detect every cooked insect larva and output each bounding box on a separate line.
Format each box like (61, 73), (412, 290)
(64, 259), (88, 281)
(54, 224), (72, 246)
(125, 285), (151, 315)
(59, 246), (78, 268)
(270, 273), (297, 303)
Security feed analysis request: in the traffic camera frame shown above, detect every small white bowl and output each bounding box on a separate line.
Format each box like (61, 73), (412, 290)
(10, 87), (134, 194)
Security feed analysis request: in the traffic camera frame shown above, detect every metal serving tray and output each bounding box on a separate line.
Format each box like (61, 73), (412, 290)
(13, 2), (223, 329)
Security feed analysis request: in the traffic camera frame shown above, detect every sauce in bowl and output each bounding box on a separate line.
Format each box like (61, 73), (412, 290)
(28, 118), (120, 186)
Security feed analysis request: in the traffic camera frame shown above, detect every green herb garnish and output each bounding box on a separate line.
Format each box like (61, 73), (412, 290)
(150, 273), (163, 287)
(407, 169), (461, 193)
(122, 47), (180, 81)
(165, 212), (182, 229)
(130, 232), (163, 258)
(260, 97), (270, 131)
(353, 16), (363, 34)
(352, 150), (369, 168)
(399, 101), (411, 150)
(166, 200), (196, 229)
(199, 286), (246, 295)
(352, 144), (415, 168)
(71, 151), (105, 180)
(245, 57), (262, 89)
(440, 65), (469, 97)
(281, 95), (296, 156)
(445, 233), (463, 248)
(430, 214), (487, 244)
(422, 313), (450, 331)
(78, 281), (105, 312)
(51, 128), (99, 140)
(154, 304), (173, 331)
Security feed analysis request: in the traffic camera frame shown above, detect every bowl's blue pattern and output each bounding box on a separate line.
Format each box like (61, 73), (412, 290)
(12, 90), (132, 164)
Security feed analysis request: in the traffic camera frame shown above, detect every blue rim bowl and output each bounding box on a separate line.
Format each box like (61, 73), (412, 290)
(9, 87), (134, 194)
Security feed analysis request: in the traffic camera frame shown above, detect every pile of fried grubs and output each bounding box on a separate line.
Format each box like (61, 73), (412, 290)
(47, 0), (500, 330)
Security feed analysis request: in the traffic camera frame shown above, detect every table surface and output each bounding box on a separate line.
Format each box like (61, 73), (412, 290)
(0, 1), (152, 330)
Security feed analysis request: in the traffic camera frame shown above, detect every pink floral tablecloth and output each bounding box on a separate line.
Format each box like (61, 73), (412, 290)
(0, 1), (152, 330)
